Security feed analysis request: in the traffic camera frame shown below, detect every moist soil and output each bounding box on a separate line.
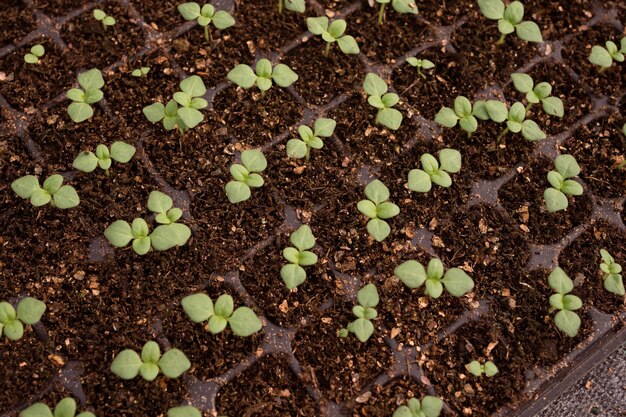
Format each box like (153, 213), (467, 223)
(1, 1), (625, 417)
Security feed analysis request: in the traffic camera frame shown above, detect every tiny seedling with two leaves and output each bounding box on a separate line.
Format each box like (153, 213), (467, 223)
(225, 149), (267, 203)
(132, 67), (150, 77)
(93, 9), (116, 29)
(281, 225), (318, 289)
(306, 17), (360, 56)
(0, 297), (46, 341)
(363, 73), (403, 130)
(600, 249), (624, 296)
(394, 258), (474, 298)
(589, 37), (626, 70)
(24, 45), (44, 64)
(111, 341), (190, 381)
(407, 148), (462, 193)
(181, 293), (263, 336)
(465, 360), (499, 377)
(178, 2), (235, 42)
(73, 141), (136, 175)
(287, 118), (336, 160)
(494, 101), (547, 142)
(548, 267), (582, 338)
(374, 0), (418, 25)
(510, 73), (564, 117)
(357, 179), (400, 242)
(338, 283), (379, 342)
(476, 0), (543, 44)
(228, 59), (298, 96)
(435, 96), (480, 137)
(277, 0), (305, 14)
(543, 154), (583, 213)
(19, 398), (94, 417)
(12, 174), (80, 209)
(406, 56), (434, 79)
(66, 68), (104, 123)
(393, 396), (443, 417)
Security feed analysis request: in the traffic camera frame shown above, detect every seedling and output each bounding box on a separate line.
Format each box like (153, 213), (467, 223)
(406, 56), (434, 79)
(357, 179), (399, 242)
(496, 101), (546, 142)
(286, 118), (336, 160)
(167, 406), (202, 417)
(363, 73), (403, 130)
(510, 73), (564, 117)
(476, 0), (543, 44)
(227, 59), (298, 95)
(338, 283), (379, 342)
(600, 249), (624, 296)
(407, 148), (461, 193)
(11, 174), (80, 209)
(393, 396), (443, 417)
(178, 2), (235, 42)
(225, 149), (267, 203)
(306, 17), (360, 56)
(143, 75), (208, 133)
(72, 141), (136, 175)
(181, 293), (262, 336)
(19, 398), (95, 417)
(281, 225), (318, 289)
(465, 360), (499, 377)
(132, 67), (150, 77)
(111, 341), (190, 381)
(548, 267), (582, 337)
(589, 37), (626, 70)
(24, 44), (44, 64)
(0, 297), (46, 341)
(147, 190), (183, 225)
(66, 68), (104, 123)
(93, 9), (116, 29)
(394, 258), (474, 298)
(375, 0), (418, 25)
(543, 154), (583, 213)
(435, 96), (479, 137)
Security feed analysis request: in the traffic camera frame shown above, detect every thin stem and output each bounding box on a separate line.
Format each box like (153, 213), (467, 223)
(467, 131), (473, 139)
(496, 127), (510, 143)
(495, 32), (506, 45)
(305, 145), (311, 161)
(378, 3), (385, 25)
(599, 66), (608, 73)
(204, 26), (210, 42)
(105, 168), (110, 177)
(324, 42), (331, 57)
(418, 67), (426, 79)
(525, 103), (533, 113)
(278, 0), (283, 14)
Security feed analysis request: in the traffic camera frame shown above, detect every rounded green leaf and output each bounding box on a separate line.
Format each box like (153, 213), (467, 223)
(392, 405), (413, 417)
(381, 93), (400, 108)
(348, 318), (374, 342)
(284, 0), (305, 12)
(363, 73), (388, 97)
(77, 68), (104, 90)
(298, 250), (318, 266)
(286, 139), (307, 158)
(225, 181), (251, 203)
(283, 247), (300, 264)
(110, 141), (136, 163)
(541, 96), (564, 117)
(43, 174), (63, 193)
(177, 107), (204, 129)
(228, 64), (257, 88)
(290, 225), (315, 251)
(272, 64), (298, 87)
(364, 179), (389, 204)
(103, 16), (116, 26)
(465, 360), (482, 376)
(200, 3), (215, 17)
(554, 309), (580, 337)
(477, 0), (505, 20)
(503, 1), (524, 24)
(438, 148), (462, 173)
(68, 102), (93, 123)
(406, 57), (418, 67)
(147, 191), (173, 214)
(357, 199), (378, 219)
(427, 258), (444, 280)
(0, 302), (17, 323)
(604, 274), (625, 296)
(93, 9), (106, 20)
(376, 202), (400, 219)
(408, 169), (432, 193)
(392, 0), (418, 14)
(498, 18), (515, 35)
(168, 406), (202, 417)
(589, 45), (612, 68)
(245, 173), (264, 188)
(111, 349), (142, 379)
(212, 10), (235, 29)
(313, 118), (336, 137)
(306, 16), (328, 34)
(454, 96), (472, 117)
(547, 170), (564, 190)
(241, 149), (267, 172)
(104, 220), (133, 247)
(600, 249), (614, 265)
(30, 44), (45, 57)
(143, 102), (166, 123)
(395, 260), (427, 289)
(435, 107), (459, 128)
(214, 294), (234, 318)
(158, 349), (190, 378)
(562, 294), (582, 311)
(30, 189), (51, 207)
(228, 307), (262, 336)
(131, 237), (150, 255)
(328, 19), (347, 38)
(139, 362), (160, 381)
(182, 293), (214, 323)
(521, 120), (546, 141)
(459, 115), (478, 133)
(484, 361), (499, 377)
(4, 320), (24, 340)
(16, 297), (46, 325)
(24, 54), (39, 64)
(368, 94), (385, 109)
(178, 2), (201, 20)
(442, 268), (475, 296)
(473, 101), (491, 121)
(54, 397), (77, 417)
(150, 223), (191, 250)
(76, 412), (96, 417)
(19, 403), (54, 417)
(67, 88), (86, 102)
(73, 151), (99, 172)
(515, 21), (543, 43)
(561, 179), (583, 196)
(357, 283), (379, 308)
(550, 293), (564, 309)
(208, 315), (228, 333)
(544, 188), (568, 212)
(431, 171), (452, 188)
(367, 218), (391, 242)
(425, 278), (444, 298)
(11, 175), (40, 199)
(485, 100), (508, 123)
(554, 154), (580, 178)
(281, 263), (307, 289)
(337, 35), (360, 55)
(508, 102), (526, 123)
(420, 153), (439, 174)
(533, 82), (552, 100)
(179, 75), (206, 98)
(84, 89), (103, 105)
(511, 72), (533, 93)
(52, 185), (79, 209)
(421, 396), (443, 417)
(548, 267), (574, 294)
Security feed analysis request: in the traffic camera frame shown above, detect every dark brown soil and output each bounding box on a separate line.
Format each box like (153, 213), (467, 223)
(351, 376), (428, 417)
(130, 0), (183, 33)
(32, 0), (92, 16)
(0, 0), (37, 46)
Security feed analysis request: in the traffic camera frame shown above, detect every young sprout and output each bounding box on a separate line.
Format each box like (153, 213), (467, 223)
(510, 73), (564, 117)
(543, 154), (583, 213)
(394, 258), (474, 298)
(589, 37), (626, 70)
(338, 283), (379, 342)
(167, 406), (202, 417)
(93, 9), (116, 29)
(0, 297), (46, 341)
(111, 341), (190, 381)
(178, 2), (235, 42)
(147, 190), (184, 225)
(181, 293), (263, 336)
(72, 141), (136, 175)
(548, 267), (582, 337)
(66, 68), (104, 123)
(225, 149), (267, 204)
(600, 249), (624, 296)
(143, 75), (208, 133)
(227, 59), (298, 95)
(465, 360), (499, 377)
(277, 0), (305, 14)
(286, 117), (336, 160)
(19, 398), (95, 417)
(24, 44), (45, 64)
(496, 101), (546, 143)
(132, 67), (150, 77)
(476, 0), (543, 44)
(406, 56), (434, 79)
(435, 96), (480, 137)
(407, 148), (461, 193)
(281, 225), (318, 289)
(363, 73), (403, 130)
(393, 396), (443, 417)
(11, 174), (80, 209)
(306, 17), (360, 56)
(375, 0), (418, 25)
(357, 179), (400, 242)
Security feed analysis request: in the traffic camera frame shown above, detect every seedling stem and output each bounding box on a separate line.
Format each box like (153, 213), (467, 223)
(278, 0), (283, 14)
(496, 127), (510, 143)
(378, 3), (386, 25)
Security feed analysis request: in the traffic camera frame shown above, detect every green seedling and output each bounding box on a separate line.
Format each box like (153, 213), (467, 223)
(277, 0), (305, 14)
(548, 267), (582, 337)
(510, 73), (564, 117)
(375, 0), (418, 25)
(227, 59), (298, 95)
(435, 96), (480, 137)
(543, 154), (583, 213)
(286, 117), (336, 160)
(495, 101), (546, 142)
(143, 75), (208, 133)
(72, 141), (136, 175)
(111, 341), (190, 381)
(93, 9), (116, 29)
(66, 68), (104, 123)
(178, 2), (235, 42)
(476, 0), (543, 44)
(225, 149), (267, 204)
(357, 179), (400, 242)
(406, 56), (434, 79)
(465, 360), (499, 377)
(0, 297), (46, 341)
(393, 396), (443, 417)
(181, 293), (262, 336)
(12, 174), (79, 209)
(589, 37), (626, 70)
(281, 225), (318, 289)
(167, 406), (202, 417)
(600, 249), (624, 296)
(147, 190), (183, 225)
(24, 44), (45, 64)
(306, 17), (359, 56)
(394, 258), (474, 298)
(19, 398), (95, 417)
(407, 148), (462, 193)
(132, 67), (150, 77)
(363, 73), (403, 130)
(338, 283), (379, 342)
